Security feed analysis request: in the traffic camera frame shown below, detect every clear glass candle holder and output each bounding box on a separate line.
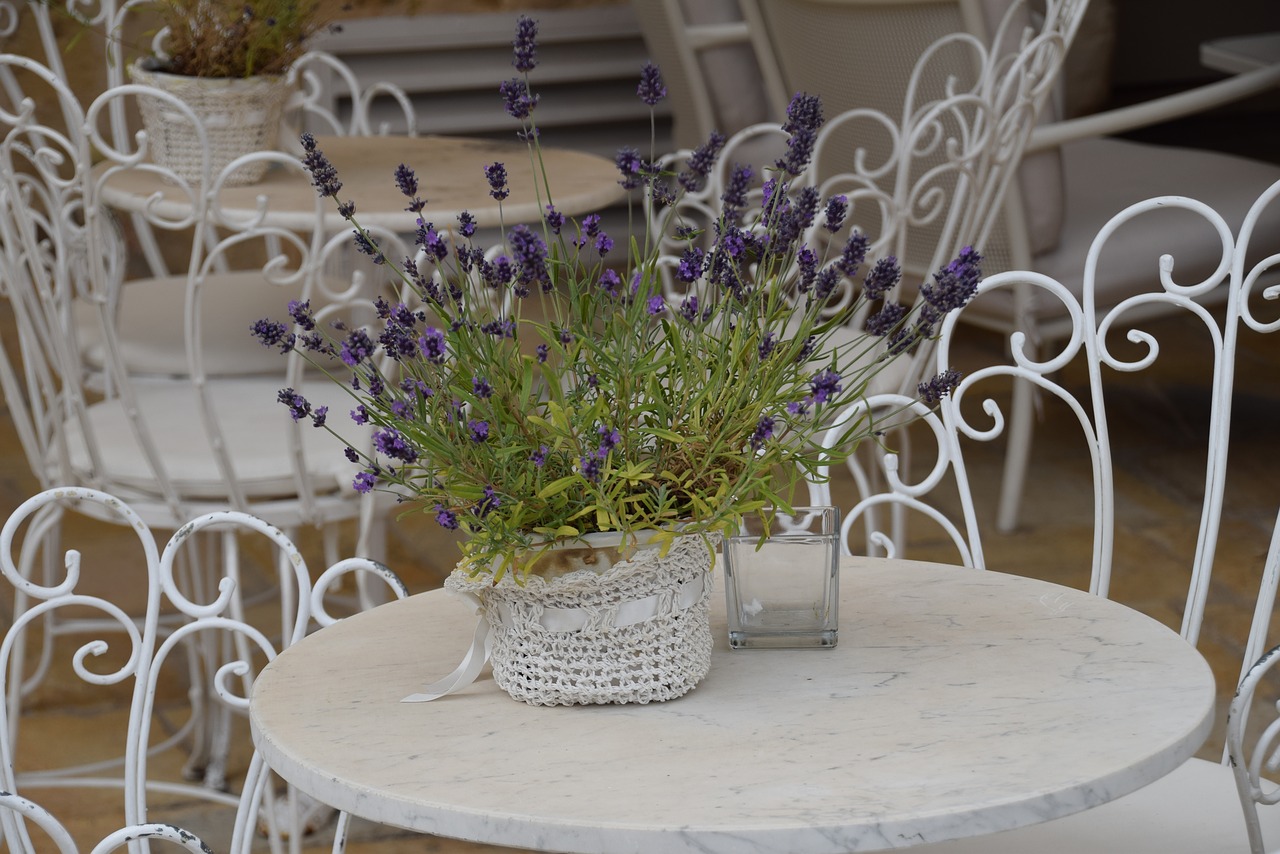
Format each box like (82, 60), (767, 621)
(723, 506), (840, 649)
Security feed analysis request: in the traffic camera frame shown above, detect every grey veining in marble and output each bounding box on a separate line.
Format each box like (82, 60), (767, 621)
(249, 557), (1215, 853)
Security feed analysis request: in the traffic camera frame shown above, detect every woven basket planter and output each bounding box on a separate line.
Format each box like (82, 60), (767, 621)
(129, 61), (292, 186)
(446, 533), (715, 706)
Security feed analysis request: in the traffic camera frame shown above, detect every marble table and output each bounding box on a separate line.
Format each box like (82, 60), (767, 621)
(97, 134), (627, 230)
(249, 557), (1215, 853)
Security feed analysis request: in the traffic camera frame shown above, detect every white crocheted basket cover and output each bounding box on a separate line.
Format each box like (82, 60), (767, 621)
(446, 535), (714, 706)
(130, 62), (291, 186)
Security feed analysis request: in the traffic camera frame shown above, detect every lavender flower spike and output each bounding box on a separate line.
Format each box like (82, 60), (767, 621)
(299, 132), (341, 198)
(637, 61), (667, 107)
(918, 368), (963, 405)
(499, 77), (539, 121)
(512, 15), (538, 73)
(485, 162), (510, 201)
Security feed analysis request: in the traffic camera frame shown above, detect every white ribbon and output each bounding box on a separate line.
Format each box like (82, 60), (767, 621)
(401, 574), (706, 703)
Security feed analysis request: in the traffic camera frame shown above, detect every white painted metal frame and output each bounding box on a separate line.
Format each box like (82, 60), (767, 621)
(804, 179), (1280, 852)
(0, 486), (408, 851)
(0, 44), (413, 830)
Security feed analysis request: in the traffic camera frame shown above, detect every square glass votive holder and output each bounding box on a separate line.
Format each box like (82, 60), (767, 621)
(723, 506), (840, 649)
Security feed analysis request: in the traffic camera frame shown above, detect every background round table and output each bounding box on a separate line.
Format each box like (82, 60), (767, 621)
(250, 557), (1214, 853)
(98, 134), (627, 230)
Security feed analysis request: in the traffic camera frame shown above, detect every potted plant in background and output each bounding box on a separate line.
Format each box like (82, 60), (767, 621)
(253, 16), (980, 706)
(126, 0), (330, 184)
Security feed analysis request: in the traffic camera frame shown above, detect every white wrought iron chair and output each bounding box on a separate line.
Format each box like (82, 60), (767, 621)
(643, 0), (1084, 548)
(808, 171), (1280, 850)
(633, 0), (1280, 534)
(0, 486), (409, 850)
(0, 50), (412, 806)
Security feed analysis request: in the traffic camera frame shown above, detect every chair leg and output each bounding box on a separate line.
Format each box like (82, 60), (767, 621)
(996, 373), (1037, 533)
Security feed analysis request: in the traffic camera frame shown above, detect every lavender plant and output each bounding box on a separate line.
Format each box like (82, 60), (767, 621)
(253, 16), (978, 578)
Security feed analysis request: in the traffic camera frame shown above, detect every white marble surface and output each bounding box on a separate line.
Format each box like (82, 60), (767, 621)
(249, 558), (1215, 853)
(98, 134), (627, 230)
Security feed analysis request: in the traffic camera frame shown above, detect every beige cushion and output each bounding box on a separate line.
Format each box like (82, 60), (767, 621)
(907, 757), (1280, 853)
(968, 137), (1280, 328)
(76, 271), (307, 377)
(64, 377), (361, 500)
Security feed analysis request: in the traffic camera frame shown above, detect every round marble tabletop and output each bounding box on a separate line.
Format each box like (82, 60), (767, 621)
(97, 134), (627, 230)
(250, 558), (1215, 853)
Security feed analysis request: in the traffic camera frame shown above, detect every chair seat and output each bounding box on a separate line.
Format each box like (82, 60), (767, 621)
(63, 377), (359, 500)
(75, 270), (307, 377)
(969, 137), (1280, 330)
(909, 757), (1280, 853)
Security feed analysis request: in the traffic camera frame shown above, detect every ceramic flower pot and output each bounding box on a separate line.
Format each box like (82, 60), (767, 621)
(129, 60), (292, 186)
(445, 533), (715, 706)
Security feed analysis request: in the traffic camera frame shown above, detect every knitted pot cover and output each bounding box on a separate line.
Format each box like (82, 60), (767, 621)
(446, 535), (714, 706)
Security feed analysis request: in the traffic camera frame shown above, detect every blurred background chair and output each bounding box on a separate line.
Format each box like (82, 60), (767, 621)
(641, 0), (1086, 549)
(632, 0), (1280, 534)
(0, 486), (408, 850)
(0, 49), (410, 804)
(809, 174), (1280, 850)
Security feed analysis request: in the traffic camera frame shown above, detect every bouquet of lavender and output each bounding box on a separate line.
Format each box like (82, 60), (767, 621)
(253, 15), (978, 579)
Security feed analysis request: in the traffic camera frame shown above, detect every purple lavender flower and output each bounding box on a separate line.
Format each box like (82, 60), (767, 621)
(678, 131), (726, 192)
(420, 327), (447, 363)
(678, 295), (700, 322)
(251, 319), (295, 353)
(350, 404), (369, 426)
(344, 446), (359, 463)
(530, 445), (548, 467)
(580, 455), (602, 483)
(918, 368), (963, 405)
(866, 302), (906, 337)
(394, 164), (425, 213)
(472, 376), (492, 399)
(509, 224), (550, 291)
(390, 399), (411, 419)
(615, 147), (643, 190)
(787, 399), (810, 417)
(637, 61), (666, 106)
(823, 194), (848, 233)
(721, 164), (753, 222)
(597, 425), (621, 458)
(457, 211), (477, 238)
(796, 247), (818, 292)
(311, 406), (327, 428)
(300, 132), (341, 197)
(536, 343), (549, 363)
(374, 427), (418, 463)
(277, 388), (311, 421)
(749, 416), (775, 450)
(863, 256), (901, 300)
(758, 332), (777, 361)
(775, 92), (823, 176)
(544, 204), (564, 234)
(810, 369), (843, 404)
(485, 162), (509, 201)
(814, 266), (841, 301)
(352, 229), (385, 264)
(434, 504), (459, 530)
(480, 318), (517, 338)
(795, 335), (817, 364)
(287, 299), (316, 331)
(646, 295), (666, 316)
(499, 77), (538, 121)
(678, 247), (705, 284)
(837, 231), (870, 276)
(340, 329), (374, 367)
(353, 471), (377, 494)
(582, 213), (602, 237)
(594, 232), (614, 256)
(468, 419), (490, 443)
(922, 246), (983, 313)
(512, 15), (538, 73)
(599, 268), (622, 297)
(474, 485), (501, 517)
